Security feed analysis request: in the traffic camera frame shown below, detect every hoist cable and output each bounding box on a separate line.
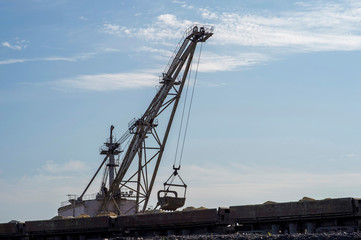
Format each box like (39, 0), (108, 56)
(178, 42), (203, 166)
(173, 52), (194, 167)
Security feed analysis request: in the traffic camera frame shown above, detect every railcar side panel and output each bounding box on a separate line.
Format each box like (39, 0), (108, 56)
(25, 216), (111, 234)
(117, 209), (219, 229)
(230, 198), (355, 222)
(0, 223), (18, 236)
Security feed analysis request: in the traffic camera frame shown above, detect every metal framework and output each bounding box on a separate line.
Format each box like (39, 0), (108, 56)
(77, 125), (121, 202)
(99, 25), (213, 214)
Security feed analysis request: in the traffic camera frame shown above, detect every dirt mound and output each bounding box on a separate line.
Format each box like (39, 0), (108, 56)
(299, 197), (316, 202)
(182, 206), (208, 211)
(97, 212), (117, 217)
(51, 216), (74, 220)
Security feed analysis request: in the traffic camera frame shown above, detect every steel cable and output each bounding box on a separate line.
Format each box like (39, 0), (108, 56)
(178, 42), (203, 166)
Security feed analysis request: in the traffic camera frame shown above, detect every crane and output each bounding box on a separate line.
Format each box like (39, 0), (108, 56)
(98, 25), (213, 214)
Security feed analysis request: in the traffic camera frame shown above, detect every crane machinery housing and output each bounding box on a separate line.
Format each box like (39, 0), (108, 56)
(58, 25), (214, 217)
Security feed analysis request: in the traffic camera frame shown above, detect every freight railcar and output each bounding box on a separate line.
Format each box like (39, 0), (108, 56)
(230, 197), (361, 234)
(0, 208), (229, 239)
(114, 208), (230, 236)
(25, 216), (114, 240)
(0, 222), (25, 239)
(2, 198), (361, 239)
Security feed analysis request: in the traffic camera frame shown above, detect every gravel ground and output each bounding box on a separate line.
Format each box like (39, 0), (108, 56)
(113, 233), (361, 240)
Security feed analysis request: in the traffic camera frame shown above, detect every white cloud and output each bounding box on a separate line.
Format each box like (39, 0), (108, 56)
(0, 52), (95, 65)
(2, 38), (28, 50)
(199, 8), (218, 20)
(182, 4), (193, 10)
(52, 71), (159, 91)
(172, 0), (193, 10)
(103, 23), (131, 36)
(104, 23), (119, 32)
(172, 0), (185, 3)
(2, 42), (21, 50)
(211, 1), (361, 52)
(102, 1), (361, 53)
(49, 51), (270, 92)
(103, 47), (121, 52)
(0, 58), (27, 64)
(102, 14), (192, 42)
(41, 160), (89, 173)
(136, 46), (172, 56)
(198, 52), (271, 72)
(136, 14), (192, 41)
(340, 153), (357, 158)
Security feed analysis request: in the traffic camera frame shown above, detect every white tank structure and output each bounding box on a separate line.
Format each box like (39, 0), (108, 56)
(58, 194), (136, 217)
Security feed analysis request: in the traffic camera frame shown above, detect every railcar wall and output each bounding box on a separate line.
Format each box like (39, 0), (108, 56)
(25, 216), (111, 235)
(229, 198), (361, 234)
(0, 223), (18, 237)
(116, 208), (218, 228)
(230, 198), (357, 222)
(114, 209), (223, 236)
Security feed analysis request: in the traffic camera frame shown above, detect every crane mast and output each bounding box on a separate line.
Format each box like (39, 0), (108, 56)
(99, 25), (213, 214)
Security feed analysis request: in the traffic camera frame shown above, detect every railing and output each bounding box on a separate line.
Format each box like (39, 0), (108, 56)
(61, 200), (71, 207)
(128, 118), (138, 131)
(83, 193), (97, 200)
(60, 193), (98, 207)
(162, 25), (214, 79)
(162, 30), (187, 78)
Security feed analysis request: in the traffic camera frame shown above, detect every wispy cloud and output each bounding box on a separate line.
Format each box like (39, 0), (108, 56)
(41, 160), (89, 173)
(136, 46), (172, 55)
(0, 52), (95, 65)
(103, 47), (121, 53)
(2, 38), (28, 50)
(0, 58), (27, 64)
(103, 1), (361, 53)
(79, 16), (87, 21)
(102, 14), (192, 42)
(198, 52), (271, 72)
(51, 70), (159, 91)
(103, 23), (131, 36)
(96, 1), (361, 76)
(340, 153), (357, 158)
(49, 50), (269, 91)
(209, 1), (361, 52)
(198, 8), (218, 20)
(172, 0), (194, 10)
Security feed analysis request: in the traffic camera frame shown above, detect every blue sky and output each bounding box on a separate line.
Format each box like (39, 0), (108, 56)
(1, 0), (361, 222)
